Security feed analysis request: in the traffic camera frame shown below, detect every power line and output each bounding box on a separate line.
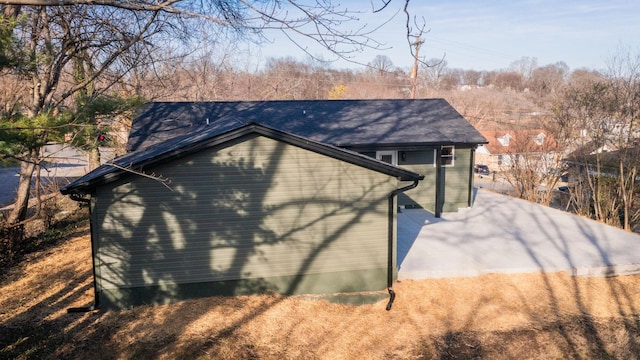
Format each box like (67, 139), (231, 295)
(428, 36), (515, 60)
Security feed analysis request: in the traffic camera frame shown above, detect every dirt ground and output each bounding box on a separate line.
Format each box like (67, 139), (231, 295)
(1, 228), (640, 359)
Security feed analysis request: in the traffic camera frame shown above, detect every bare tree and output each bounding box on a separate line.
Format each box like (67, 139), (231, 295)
(0, 5), (167, 242)
(604, 48), (640, 230)
(0, 0), (409, 242)
(529, 62), (569, 97)
(440, 67), (463, 90)
(493, 71), (524, 91)
(423, 58), (448, 89)
(1, 1), (399, 62)
(510, 56), (538, 81)
(403, 0), (445, 98)
(496, 129), (563, 205)
(553, 50), (640, 231)
(462, 70), (482, 87)
(369, 54), (394, 76)
(259, 56), (316, 100)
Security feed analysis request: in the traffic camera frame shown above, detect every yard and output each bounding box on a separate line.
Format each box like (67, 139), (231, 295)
(2, 222), (640, 359)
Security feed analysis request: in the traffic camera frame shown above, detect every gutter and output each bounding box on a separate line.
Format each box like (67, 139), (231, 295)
(65, 193), (100, 313)
(385, 178), (421, 311)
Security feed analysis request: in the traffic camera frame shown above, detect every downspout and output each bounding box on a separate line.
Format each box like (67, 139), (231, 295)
(468, 147), (476, 207)
(435, 146), (443, 218)
(386, 179), (421, 311)
(66, 193), (100, 313)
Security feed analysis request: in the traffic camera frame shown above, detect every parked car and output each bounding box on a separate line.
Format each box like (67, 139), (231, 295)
(474, 164), (490, 175)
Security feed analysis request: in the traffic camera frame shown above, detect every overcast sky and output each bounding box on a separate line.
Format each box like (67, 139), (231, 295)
(252, 0), (640, 72)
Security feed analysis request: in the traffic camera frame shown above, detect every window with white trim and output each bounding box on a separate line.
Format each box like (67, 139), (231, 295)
(498, 134), (511, 146)
(533, 132), (545, 145)
(441, 146), (454, 166)
(376, 150), (397, 166)
(433, 146), (455, 167)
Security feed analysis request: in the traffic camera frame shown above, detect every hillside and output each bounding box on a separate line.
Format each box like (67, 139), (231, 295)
(1, 223), (640, 359)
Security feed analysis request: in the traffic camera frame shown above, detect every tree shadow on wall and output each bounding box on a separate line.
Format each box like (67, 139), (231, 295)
(97, 140), (287, 307)
(91, 134), (397, 356)
(3, 131), (379, 357)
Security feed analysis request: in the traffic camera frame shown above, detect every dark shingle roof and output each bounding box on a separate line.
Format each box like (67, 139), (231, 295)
(61, 122), (424, 195)
(126, 99), (487, 152)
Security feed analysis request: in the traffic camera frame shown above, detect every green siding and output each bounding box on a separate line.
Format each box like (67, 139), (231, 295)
(442, 148), (472, 211)
(397, 150), (436, 210)
(99, 268), (388, 308)
(93, 134), (398, 308)
(397, 148), (473, 212)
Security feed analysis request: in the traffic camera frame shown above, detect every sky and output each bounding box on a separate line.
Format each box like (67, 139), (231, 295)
(252, 0), (640, 72)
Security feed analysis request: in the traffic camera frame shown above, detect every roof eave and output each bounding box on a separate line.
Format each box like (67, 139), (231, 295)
(61, 123), (424, 195)
(251, 125), (423, 181)
(343, 140), (488, 151)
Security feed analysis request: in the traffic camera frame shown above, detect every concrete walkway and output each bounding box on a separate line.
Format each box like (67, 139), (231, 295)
(397, 188), (640, 279)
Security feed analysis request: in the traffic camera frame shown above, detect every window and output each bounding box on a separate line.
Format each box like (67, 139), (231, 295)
(497, 134), (511, 147)
(441, 146), (454, 166)
(533, 132), (545, 145)
(433, 146), (455, 167)
(376, 150), (397, 166)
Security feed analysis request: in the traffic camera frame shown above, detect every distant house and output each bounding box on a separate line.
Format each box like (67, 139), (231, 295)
(476, 129), (558, 173)
(564, 140), (634, 182)
(61, 99), (486, 309)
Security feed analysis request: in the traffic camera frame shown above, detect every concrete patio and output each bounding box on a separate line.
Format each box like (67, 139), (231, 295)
(397, 188), (640, 279)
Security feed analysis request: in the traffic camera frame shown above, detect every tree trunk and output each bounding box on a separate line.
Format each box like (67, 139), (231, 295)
(6, 148), (38, 246)
(7, 149), (37, 224)
(88, 146), (101, 171)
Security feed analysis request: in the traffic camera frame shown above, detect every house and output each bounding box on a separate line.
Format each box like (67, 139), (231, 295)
(564, 141), (635, 183)
(476, 129), (558, 173)
(61, 99), (486, 309)
(126, 100), (487, 214)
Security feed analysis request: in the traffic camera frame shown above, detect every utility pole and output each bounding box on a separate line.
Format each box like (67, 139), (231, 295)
(409, 37), (424, 99)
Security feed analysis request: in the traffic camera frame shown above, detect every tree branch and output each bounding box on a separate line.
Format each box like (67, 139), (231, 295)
(0, 0), (183, 13)
(107, 162), (173, 191)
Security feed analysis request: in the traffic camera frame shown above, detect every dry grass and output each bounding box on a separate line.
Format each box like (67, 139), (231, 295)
(1, 228), (640, 359)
